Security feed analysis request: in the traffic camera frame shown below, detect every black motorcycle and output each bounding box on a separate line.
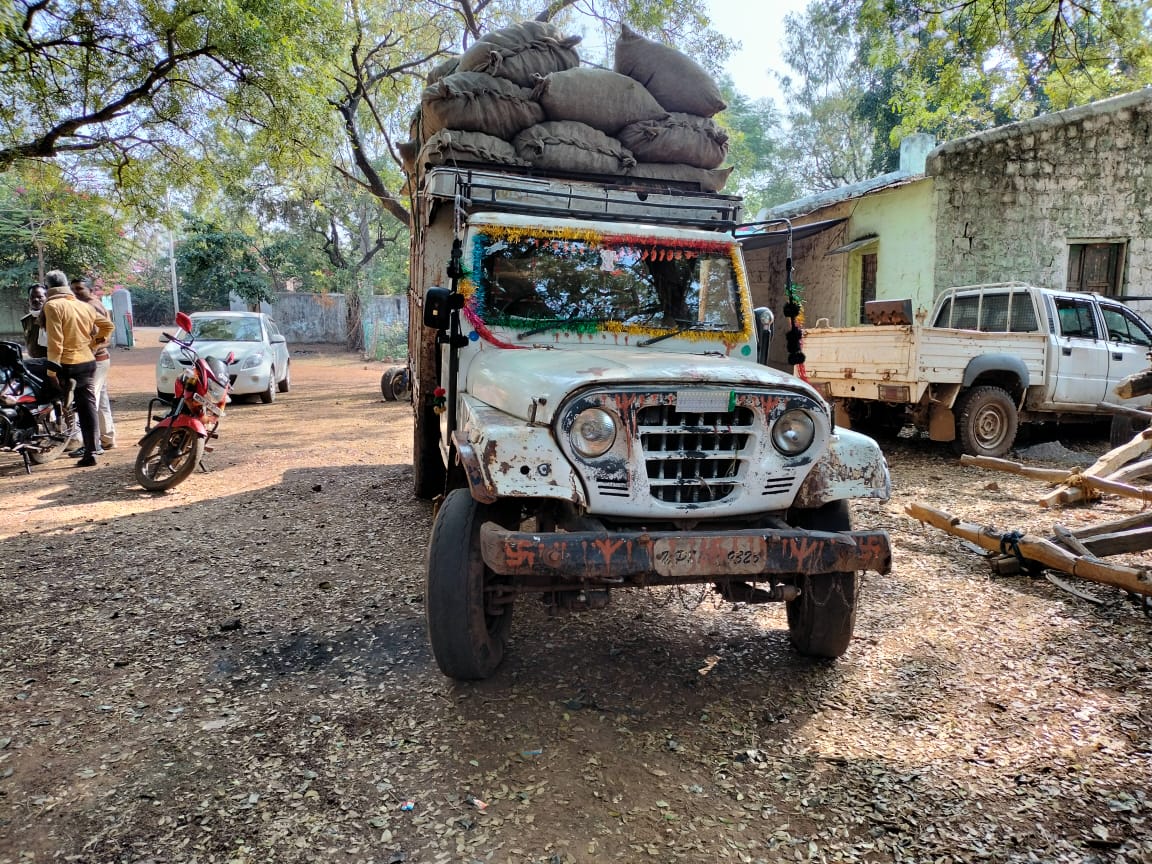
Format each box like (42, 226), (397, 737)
(0, 341), (74, 472)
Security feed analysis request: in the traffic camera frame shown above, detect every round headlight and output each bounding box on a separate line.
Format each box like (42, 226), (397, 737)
(571, 408), (617, 458)
(771, 409), (815, 455)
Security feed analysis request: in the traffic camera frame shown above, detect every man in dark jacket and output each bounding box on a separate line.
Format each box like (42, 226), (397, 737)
(20, 283), (47, 359)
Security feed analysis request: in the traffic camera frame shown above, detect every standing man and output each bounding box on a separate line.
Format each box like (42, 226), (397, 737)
(20, 283), (47, 358)
(70, 276), (116, 452)
(40, 270), (114, 467)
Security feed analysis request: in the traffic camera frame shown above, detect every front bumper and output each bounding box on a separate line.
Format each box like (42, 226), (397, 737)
(479, 523), (891, 584)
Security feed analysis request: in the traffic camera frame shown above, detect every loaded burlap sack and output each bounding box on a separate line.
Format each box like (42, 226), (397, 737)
(533, 67), (667, 136)
(421, 72), (544, 141)
(614, 24), (726, 117)
(617, 113), (729, 169)
(426, 55), (460, 84)
(417, 130), (527, 170)
(514, 121), (636, 175)
(459, 21), (581, 89)
(627, 162), (733, 193)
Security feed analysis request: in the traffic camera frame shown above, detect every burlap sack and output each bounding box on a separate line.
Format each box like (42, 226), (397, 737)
(398, 139), (419, 176)
(626, 162), (733, 193)
(533, 67), (668, 136)
(420, 72), (544, 141)
(617, 113), (729, 169)
(426, 55), (459, 84)
(514, 121), (636, 175)
(458, 21), (581, 88)
(614, 24), (727, 117)
(418, 130), (527, 170)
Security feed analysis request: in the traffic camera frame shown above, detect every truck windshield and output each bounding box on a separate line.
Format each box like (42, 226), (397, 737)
(470, 228), (743, 338)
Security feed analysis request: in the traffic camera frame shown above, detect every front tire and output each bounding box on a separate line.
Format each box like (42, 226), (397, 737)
(785, 500), (858, 659)
(259, 371), (276, 404)
(135, 426), (205, 491)
(954, 385), (1018, 457)
(425, 489), (513, 680)
(27, 404), (73, 465)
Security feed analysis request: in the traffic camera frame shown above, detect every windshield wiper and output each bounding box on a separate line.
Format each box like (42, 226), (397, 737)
(637, 321), (727, 347)
(516, 317), (613, 340)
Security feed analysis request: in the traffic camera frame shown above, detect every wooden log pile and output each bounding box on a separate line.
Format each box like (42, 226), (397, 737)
(906, 418), (1152, 603)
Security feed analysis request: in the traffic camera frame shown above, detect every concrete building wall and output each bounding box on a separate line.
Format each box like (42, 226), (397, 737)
(848, 179), (937, 318)
(234, 292), (409, 357)
(929, 90), (1152, 319)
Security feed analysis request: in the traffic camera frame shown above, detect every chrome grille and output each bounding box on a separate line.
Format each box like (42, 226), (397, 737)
(637, 404), (753, 504)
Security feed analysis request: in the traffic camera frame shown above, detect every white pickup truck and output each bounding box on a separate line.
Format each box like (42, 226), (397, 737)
(803, 282), (1152, 457)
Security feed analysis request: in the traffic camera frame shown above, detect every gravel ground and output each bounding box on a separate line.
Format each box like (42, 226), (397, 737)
(0, 334), (1149, 864)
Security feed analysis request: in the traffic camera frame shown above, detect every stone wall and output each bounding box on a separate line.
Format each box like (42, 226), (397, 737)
(234, 292), (409, 358)
(928, 90), (1152, 319)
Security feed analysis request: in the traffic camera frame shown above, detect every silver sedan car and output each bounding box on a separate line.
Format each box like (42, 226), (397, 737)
(156, 311), (291, 403)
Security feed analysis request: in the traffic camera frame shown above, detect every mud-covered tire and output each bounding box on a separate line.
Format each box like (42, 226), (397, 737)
(1110, 413), (1150, 449)
(785, 500), (858, 659)
(134, 426), (204, 491)
(26, 404), (73, 465)
(381, 367), (409, 402)
(954, 385), (1018, 457)
(425, 489), (513, 680)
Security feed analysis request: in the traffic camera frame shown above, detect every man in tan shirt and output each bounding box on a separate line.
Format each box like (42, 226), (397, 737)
(41, 270), (115, 467)
(70, 276), (116, 453)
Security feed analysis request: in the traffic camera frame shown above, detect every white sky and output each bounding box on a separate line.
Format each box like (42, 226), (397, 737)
(705, 0), (811, 104)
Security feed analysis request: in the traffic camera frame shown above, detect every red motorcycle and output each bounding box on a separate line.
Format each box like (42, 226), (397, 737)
(135, 312), (234, 491)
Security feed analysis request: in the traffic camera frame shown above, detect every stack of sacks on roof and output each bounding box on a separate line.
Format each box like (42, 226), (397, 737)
(402, 21), (732, 193)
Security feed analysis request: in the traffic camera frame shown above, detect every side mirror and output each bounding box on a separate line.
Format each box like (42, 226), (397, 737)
(753, 307), (774, 366)
(423, 286), (455, 330)
(159, 333), (171, 343)
(269, 334), (286, 344)
(225, 351), (236, 364)
(175, 311), (193, 333)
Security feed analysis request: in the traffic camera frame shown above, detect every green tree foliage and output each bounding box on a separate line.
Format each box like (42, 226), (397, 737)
(173, 215), (271, 311)
(860, 0), (1152, 144)
(0, 0), (344, 208)
(0, 163), (130, 289)
(714, 81), (801, 214)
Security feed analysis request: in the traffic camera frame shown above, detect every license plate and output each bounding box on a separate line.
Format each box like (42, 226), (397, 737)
(652, 536), (767, 578)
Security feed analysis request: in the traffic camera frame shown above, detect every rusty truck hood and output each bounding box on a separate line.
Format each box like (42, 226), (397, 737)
(465, 347), (822, 424)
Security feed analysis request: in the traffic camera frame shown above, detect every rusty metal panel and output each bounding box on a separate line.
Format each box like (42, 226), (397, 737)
(479, 522), (891, 583)
(793, 427), (891, 508)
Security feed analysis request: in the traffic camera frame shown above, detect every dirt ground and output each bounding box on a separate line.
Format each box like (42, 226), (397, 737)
(0, 332), (1149, 864)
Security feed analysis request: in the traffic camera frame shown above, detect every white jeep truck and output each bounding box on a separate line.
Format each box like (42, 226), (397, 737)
(803, 282), (1152, 457)
(407, 166), (892, 680)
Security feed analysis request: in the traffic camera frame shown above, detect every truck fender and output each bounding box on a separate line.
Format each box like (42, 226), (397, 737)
(793, 428), (892, 508)
(962, 354), (1029, 394)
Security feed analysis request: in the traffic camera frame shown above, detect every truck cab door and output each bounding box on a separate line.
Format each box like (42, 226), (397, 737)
(1098, 302), (1152, 403)
(1049, 296), (1110, 406)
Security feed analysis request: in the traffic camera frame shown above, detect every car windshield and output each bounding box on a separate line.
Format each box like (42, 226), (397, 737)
(188, 317), (263, 342)
(469, 227), (743, 337)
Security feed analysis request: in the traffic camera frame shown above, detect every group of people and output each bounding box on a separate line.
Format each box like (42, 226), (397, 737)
(20, 270), (117, 467)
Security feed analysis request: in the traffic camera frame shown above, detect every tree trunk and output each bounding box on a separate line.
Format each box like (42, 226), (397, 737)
(346, 288), (364, 353)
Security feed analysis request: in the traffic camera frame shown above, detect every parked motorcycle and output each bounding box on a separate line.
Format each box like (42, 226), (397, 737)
(0, 341), (74, 472)
(135, 312), (234, 491)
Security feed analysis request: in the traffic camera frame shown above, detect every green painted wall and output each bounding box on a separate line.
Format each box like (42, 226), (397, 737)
(846, 178), (937, 320)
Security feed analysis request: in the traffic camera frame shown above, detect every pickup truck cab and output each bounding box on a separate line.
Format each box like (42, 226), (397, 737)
(804, 282), (1152, 457)
(409, 167), (893, 679)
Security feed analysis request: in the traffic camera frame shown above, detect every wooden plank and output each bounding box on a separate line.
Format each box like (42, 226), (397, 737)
(960, 454), (1072, 483)
(1079, 526), (1152, 557)
(1039, 428), (1152, 508)
(905, 502), (1152, 596)
(1111, 457), (1152, 485)
(1114, 368), (1152, 400)
(1069, 509), (1152, 539)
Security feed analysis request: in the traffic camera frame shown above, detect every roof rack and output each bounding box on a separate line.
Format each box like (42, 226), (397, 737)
(420, 165), (741, 231)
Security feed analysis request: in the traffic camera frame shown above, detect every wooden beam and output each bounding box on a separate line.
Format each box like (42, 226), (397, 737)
(1039, 428), (1152, 508)
(905, 502), (1152, 596)
(959, 454), (1073, 483)
(1113, 368), (1152, 400)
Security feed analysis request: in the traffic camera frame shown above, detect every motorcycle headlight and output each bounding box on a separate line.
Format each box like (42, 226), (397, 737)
(771, 409), (816, 455)
(159, 353), (176, 369)
(570, 408), (617, 458)
(240, 352), (263, 370)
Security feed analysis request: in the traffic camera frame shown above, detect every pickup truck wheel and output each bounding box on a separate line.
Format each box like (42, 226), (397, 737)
(785, 501), (858, 659)
(426, 488), (513, 680)
(1110, 413), (1150, 449)
(954, 386), (1018, 458)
